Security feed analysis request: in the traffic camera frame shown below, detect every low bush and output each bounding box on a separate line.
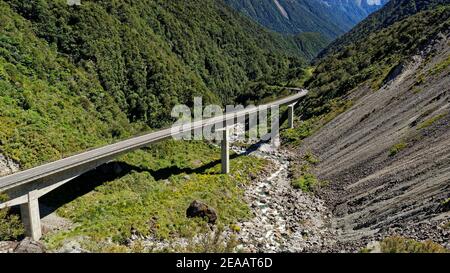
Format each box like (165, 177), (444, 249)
(389, 141), (407, 157)
(292, 173), (319, 192)
(380, 236), (449, 253)
(0, 193), (24, 241)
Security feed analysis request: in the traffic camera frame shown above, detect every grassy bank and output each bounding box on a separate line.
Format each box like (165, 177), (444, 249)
(43, 140), (268, 252)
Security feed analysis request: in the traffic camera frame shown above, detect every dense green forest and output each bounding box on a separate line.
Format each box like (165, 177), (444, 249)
(0, 0), (316, 168)
(4, 0), (310, 128)
(0, 0), (284, 244)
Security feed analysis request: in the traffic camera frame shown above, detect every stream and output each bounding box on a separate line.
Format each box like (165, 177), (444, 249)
(232, 142), (336, 253)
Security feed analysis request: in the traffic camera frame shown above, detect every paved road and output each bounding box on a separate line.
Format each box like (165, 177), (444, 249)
(0, 91), (307, 194)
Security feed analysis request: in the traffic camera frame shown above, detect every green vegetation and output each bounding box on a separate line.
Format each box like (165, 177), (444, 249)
(291, 33), (331, 60)
(430, 54), (450, 75)
(281, 119), (316, 145)
(303, 152), (320, 165)
(224, 0), (386, 40)
(417, 113), (447, 130)
(304, 5), (450, 119)
(0, 0), (305, 250)
(323, 0), (450, 56)
(290, 152), (326, 193)
(1, 0), (311, 169)
(389, 141), (408, 157)
(287, 66), (315, 88)
(0, 194), (24, 241)
(380, 236), (449, 253)
(5, 0), (307, 128)
(0, 1), (134, 168)
(292, 173), (319, 192)
(44, 140), (268, 252)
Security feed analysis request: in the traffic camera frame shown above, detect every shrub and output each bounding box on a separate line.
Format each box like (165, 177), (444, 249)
(0, 194), (24, 241)
(417, 113), (447, 130)
(292, 173), (318, 192)
(304, 152), (320, 165)
(430, 54), (450, 76)
(380, 236), (449, 253)
(389, 141), (407, 157)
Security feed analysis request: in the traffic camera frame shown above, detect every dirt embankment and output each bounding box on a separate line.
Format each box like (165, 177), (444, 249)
(296, 33), (450, 250)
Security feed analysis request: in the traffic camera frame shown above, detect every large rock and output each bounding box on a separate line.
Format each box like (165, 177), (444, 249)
(14, 237), (45, 253)
(0, 154), (19, 177)
(0, 241), (19, 253)
(186, 200), (217, 224)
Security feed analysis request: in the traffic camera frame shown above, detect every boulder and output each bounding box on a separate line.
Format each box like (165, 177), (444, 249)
(14, 237), (45, 253)
(186, 200), (217, 224)
(0, 241), (19, 253)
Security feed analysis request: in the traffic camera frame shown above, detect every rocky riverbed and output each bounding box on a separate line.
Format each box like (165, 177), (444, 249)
(119, 137), (337, 253)
(232, 142), (336, 253)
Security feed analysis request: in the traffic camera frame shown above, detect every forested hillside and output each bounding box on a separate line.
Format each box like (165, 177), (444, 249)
(0, 1), (133, 168)
(321, 0), (450, 56)
(301, 2), (450, 119)
(0, 0), (316, 167)
(4, 0), (309, 129)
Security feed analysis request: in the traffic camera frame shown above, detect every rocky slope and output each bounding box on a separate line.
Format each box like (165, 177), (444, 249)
(233, 143), (335, 253)
(0, 154), (19, 177)
(296, 31), (450, 250)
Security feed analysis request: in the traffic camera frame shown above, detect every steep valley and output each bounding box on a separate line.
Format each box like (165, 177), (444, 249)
(1, 0), (450, 254)
(295, 32), (450, 251)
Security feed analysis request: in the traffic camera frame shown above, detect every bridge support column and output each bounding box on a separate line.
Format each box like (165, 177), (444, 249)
(20, 190), (42, 241)
(221, 128), (230, 174)
(288, 104), (295, 129)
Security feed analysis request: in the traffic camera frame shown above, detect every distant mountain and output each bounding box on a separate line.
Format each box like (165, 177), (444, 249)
(321, 0), (450, 56)
(223, 0), (388, 39)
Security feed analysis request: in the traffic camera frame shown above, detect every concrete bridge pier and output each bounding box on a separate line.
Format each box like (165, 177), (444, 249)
(20, 190), (42, 241)
(288, 103), (296, 129)
(221, 128), (230, 174)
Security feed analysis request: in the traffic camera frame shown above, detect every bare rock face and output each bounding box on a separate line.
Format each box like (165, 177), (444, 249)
(14, 237), (45, 253)
(0, 154), (19, 177)
(186, 200), (217, 224)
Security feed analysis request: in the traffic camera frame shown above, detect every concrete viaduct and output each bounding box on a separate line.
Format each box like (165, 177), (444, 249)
(0, 90), (307, 241)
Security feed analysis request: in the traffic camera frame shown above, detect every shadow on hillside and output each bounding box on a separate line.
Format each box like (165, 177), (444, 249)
(38, 153), (245, 217)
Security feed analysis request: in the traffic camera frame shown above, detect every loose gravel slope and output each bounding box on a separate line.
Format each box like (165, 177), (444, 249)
(297, 33), (450, 250)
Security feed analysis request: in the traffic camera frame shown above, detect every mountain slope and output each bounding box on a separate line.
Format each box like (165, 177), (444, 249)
(0, 1), (132, 168)
(287, 2), (450, 249)
(0, 0), (317, 168)
(4, 0), (308, 129)
(321, 0), (450, 56)
(224, 0), (388, 38)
